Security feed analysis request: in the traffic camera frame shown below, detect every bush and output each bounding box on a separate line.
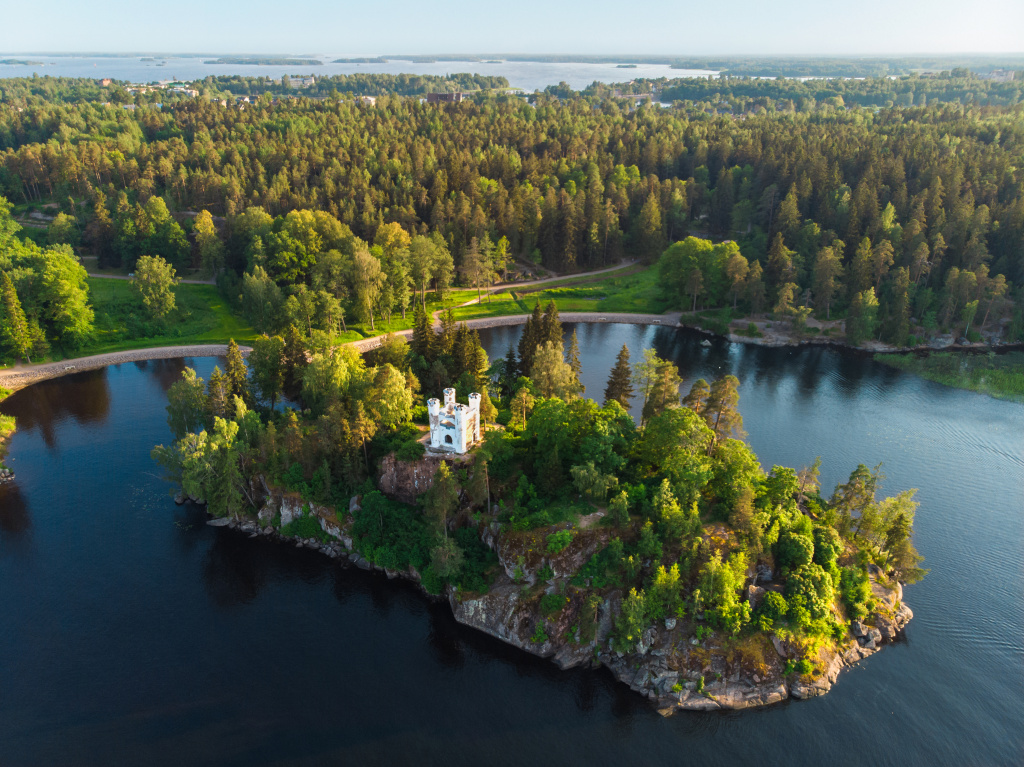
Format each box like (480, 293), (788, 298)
(395, 439), (426, 461)
(540, 592), (570, 617)
(452, 526), (498, 593)
(351, 491), (433, 572)
(839, 565), (871, 620)
(755, 591), (788, 630)
(546, 529), (575, 554)
(280, 507), (329, 541)
(776, 530), (814, 571)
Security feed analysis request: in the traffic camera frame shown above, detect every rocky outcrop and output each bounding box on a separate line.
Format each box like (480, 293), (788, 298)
(377, 452), (471, 504)
(204, 480), (915, 717)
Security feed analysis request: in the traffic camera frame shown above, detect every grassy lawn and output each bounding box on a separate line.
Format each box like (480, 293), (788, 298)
(79, 277), (259, 356)
(876, 351), (1024, 402)
(455, 266), (668, 320)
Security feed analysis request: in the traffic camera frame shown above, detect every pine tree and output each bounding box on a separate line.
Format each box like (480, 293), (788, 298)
(704, 375), (744, 454)
(682, 378), (710, 414)
(225, 339), (250, 405)
(0, 270), (32, 363)
(566, 329), (583, 392)
(603, 344), (634, 408)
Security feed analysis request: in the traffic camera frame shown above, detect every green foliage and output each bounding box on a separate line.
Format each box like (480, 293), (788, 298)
(754, 591), (789, 631)
(280, 507), (330, 542)
(877, 352), (1024, 402)
(540, 592), (570, 617)
(352, 491), (433, 573)
(776, 530), (815, 571)
(839, 565), (872, 620)
(546, 529), (575, 554)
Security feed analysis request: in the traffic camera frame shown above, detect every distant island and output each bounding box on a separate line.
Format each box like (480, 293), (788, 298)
(204, 57), (322, 66)
(0, 59), (44, 66)
(616, 64), (638, 68)
(333, 57), (389, 64)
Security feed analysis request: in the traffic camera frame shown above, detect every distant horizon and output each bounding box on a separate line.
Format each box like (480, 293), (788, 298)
(3, 52), (1024, 59)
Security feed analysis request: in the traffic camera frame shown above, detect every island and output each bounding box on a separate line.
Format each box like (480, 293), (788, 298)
(152, 305), (923, 712)
(203, 57), (322, 66)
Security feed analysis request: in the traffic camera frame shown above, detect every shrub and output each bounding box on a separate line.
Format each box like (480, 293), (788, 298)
(776, 530), (814, 570)
(280, 508), (329, 541)
(755, 591), (789, 629)
(395, 439), (426, 461)
(540, 592), (569, 617)
(546, 529), (575, 554)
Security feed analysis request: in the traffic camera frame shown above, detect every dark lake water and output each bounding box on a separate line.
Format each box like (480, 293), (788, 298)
(1, 325), (1022, 766)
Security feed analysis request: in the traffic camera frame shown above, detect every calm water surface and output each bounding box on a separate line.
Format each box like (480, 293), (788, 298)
(1, 326), (1022, 766)
(0, 56), (714, 92)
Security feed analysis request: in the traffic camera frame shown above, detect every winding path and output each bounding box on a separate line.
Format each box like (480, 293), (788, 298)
(0, 261), (657, 391)
(0, 344), (250, 393)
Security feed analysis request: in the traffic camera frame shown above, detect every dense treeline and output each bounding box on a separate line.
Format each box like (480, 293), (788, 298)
(1, 80), (1023, 344)
(0, 199), (93, 359)
(205, 72), (510, 98)
(153, 308), (924, 656)
(587, 71), (1024, 108)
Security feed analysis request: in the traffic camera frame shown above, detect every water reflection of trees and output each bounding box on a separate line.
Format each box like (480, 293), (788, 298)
(133, 358), (192, 394)
(0, 483), (30, 537)
(2, 370), (111, 449)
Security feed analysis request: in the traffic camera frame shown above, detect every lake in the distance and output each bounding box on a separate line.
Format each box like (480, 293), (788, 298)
(0, 56), (715, 92)
(1, 324), (1022, 766)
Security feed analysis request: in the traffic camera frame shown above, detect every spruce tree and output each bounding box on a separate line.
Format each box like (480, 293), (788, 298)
(206, 366), (230, 423)
(225, 339), (251, 405)
(411, 302), (433, 361)
(517, 301), (543, 378)
(0, 270), (32, 363)
(603, 344), (633, 407)
(566, 329), (583, 392)
(500, 345), (519, 396)
(541, 300), (563, 346)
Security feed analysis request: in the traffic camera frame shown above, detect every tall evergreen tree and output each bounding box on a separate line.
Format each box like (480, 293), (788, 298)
(566, 329), (583, 392)
(517, 301), (543, 378)
(206, 366), (230, 423)
(0, 270), (32, 362)
(603, 344), (634, 407)
(541, 300), (563, 346)
(704, 375), (744, 454)
(225, 339), (251, 405)
(411, 302), (433, 361)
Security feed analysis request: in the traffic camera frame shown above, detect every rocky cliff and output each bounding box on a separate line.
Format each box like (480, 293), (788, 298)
(212, 473), (914, 716)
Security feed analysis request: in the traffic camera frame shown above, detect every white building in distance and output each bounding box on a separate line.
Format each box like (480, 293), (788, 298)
(427, 388), (481, 454)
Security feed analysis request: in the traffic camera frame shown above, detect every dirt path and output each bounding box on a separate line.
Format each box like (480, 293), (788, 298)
(0, 344), (250, 393)
(87, 272), (217, 286)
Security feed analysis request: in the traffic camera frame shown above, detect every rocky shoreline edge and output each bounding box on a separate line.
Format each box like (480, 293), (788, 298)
(189, 483), (914, 715)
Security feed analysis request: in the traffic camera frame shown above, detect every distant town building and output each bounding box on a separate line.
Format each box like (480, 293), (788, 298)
(98, 78), (113, 87)
(360, 95), (377, 106)
(426, 92), (465, 104)
(427, 389), (481, 454)
(283, 75), (316, 89)
(979, 69), (1017, 82)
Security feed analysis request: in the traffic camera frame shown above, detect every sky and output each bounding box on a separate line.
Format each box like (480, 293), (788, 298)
(2, 0), (1022, 55)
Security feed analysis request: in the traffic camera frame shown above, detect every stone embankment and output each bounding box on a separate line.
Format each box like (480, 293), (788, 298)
(195, 466), (914, 716)
(0, 344), (250, 393)
(350, 312), (683, 352)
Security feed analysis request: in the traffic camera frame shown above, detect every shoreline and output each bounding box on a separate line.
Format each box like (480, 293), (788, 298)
(0, 344), (251, 394)
(203, 484), (914, 715)
(2, 313), (1016, 393)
